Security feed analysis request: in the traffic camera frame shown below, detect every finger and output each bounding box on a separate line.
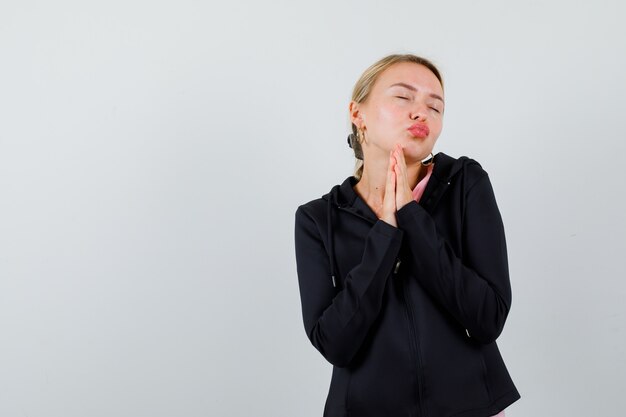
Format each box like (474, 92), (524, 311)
(384, 153), (396, 205)
(394, 163), (408, 206)
(394, 163), (404, 191)
(385, 152), (396, 195)
(394, 146), (413, 210)
(392, 149), (402, 179)
(379, 152), (398, 225)
(385, 172), (397, 217)
(394, 144), (407, 173)
(389, 151), (397, 168)
(393, 147), (408, 188)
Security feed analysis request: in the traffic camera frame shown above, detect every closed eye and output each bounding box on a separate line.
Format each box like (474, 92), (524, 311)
(395, 96), (409, 100)
(430, 107), (441, 113)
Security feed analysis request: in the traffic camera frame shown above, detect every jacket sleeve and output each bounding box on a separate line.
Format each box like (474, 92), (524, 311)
(396, 173), (511, 344)
(294, 206), (403, 367)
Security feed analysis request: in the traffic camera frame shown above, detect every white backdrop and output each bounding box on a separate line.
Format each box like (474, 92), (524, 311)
(1, 1), (625, 416)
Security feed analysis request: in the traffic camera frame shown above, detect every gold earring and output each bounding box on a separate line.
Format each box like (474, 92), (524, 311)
(357, 128), (365, 143)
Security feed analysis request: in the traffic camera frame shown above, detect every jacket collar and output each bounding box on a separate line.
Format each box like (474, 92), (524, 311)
(322, 152), (467, 215)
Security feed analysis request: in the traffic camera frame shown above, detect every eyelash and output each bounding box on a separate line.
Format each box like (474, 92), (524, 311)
(396, 96), (441, 113)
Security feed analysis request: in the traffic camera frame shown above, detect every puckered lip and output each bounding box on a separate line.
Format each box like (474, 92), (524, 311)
(408, 122), (430, 137)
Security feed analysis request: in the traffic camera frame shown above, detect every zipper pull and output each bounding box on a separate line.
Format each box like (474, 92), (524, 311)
(393, 258), (401, 274)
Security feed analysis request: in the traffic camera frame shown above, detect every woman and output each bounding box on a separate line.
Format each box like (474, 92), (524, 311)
(294, 54), (520, 417)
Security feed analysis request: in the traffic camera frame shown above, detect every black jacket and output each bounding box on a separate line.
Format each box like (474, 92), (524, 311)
(294, 153), (520, 417)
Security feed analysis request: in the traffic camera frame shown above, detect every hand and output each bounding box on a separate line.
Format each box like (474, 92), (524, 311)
(392, 144), (414, 210)
(380, 151), (398, 227)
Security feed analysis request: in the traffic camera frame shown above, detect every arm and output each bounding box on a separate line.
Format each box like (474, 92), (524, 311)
(396, 174), (512, 344)
(294, 206), (403, 367)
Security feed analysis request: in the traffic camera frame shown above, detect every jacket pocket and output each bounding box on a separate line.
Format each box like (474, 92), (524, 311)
(419, 312), (491, 415)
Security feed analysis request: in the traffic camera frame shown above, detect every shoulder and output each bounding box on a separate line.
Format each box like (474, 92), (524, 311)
(296, 197), (327, 223)
(434, 152), (490, 188)
(295, 179), (351, 243)
(296, 177), (355, 221)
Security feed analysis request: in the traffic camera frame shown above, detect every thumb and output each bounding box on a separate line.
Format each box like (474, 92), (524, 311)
(381, 152), (397, 226)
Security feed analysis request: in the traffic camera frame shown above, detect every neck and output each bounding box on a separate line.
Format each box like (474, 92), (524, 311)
(354, 155), (424, 205)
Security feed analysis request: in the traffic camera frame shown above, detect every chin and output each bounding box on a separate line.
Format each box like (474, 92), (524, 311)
(403, 142), (434, 162)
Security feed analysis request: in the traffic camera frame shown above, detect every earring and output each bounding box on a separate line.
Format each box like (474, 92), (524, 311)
(357, 128), (366, 144)
(421, 152), (434, 166)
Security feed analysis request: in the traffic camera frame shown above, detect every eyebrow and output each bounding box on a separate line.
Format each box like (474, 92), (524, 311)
(389, 82), (444, 103)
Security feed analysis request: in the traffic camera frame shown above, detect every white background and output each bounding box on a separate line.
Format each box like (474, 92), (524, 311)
(1, 1), (625, 416)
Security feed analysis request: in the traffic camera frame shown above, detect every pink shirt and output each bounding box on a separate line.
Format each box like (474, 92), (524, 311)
(412, 163), (506, 417)
(412, 163), (434, 202)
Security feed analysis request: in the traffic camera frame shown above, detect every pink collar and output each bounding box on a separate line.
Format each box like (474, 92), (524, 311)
(412, 163), (434, 203)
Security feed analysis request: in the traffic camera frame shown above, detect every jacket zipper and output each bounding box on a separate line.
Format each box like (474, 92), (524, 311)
(402, 278), (426, 417)
(338, 202), (427, 414)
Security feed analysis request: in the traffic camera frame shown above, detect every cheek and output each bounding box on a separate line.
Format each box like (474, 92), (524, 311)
(430, 116), (443, 131)
(373, 105), (401, 125)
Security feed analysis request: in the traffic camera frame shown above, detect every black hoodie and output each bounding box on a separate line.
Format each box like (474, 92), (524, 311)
(294, 153), (520, 417)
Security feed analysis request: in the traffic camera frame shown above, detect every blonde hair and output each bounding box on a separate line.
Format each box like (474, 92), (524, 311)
(350, 54), (444, 179)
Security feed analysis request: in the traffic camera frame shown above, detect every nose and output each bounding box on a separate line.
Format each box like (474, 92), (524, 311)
(410, 103), (428, 121)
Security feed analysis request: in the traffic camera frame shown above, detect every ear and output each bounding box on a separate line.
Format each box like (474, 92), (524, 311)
(348, 101), (365, 129)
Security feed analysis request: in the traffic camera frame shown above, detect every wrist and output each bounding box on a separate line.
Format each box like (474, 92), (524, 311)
(396, 195), (413, 210)
(380, 214), (397, 228)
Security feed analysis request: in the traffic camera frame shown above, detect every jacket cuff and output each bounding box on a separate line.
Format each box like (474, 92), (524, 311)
(373, 218), (402, 239)
(396, 200), (424, 225)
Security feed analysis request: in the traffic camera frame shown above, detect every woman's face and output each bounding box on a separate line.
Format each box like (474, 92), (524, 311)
(351, 62), (445, 164)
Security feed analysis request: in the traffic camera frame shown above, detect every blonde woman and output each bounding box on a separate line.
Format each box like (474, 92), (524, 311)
(295, 54), (520, 417)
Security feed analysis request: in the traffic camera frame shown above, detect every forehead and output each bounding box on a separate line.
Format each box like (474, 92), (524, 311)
(374, 62), (443, 96)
